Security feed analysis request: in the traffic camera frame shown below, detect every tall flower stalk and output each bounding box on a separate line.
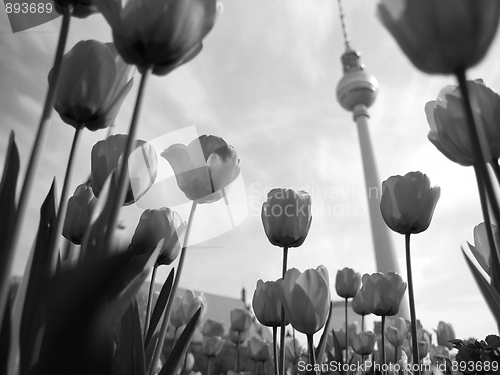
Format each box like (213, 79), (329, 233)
(405, 234), (419, 372)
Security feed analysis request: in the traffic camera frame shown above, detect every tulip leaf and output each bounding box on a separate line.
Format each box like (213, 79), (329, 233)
(19, 180), (57, 374)
(316, 301), (334, 365)
(145, 267), (174, 349)
(0, 283), (16, 375)
(158, 307), (202, 375)
(119, 297), (146, 375)
(331, 329), (344, 375)
(0, 132), (19, 334)
(462, 247), (500, 326)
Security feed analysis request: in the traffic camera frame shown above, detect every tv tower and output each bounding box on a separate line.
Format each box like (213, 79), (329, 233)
(335, 0), (408, 318)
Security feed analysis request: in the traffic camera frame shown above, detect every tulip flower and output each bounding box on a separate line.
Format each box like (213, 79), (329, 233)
(429, 345), (450, 366)
(351, 331), (376, 356)
(201, 319), (225, 337)
(335, 267), (361, 299)
(426, 80), (500, 166)
(170, 296), (184, 328)
(352, 287), (371, 317)
(380, 171), (440, 235)
(161, 135), (240, 204)
(62, 184), (96, 245)
(435, 321), (455, 350)
(182, 290), (207, 324)
(93, 0), (220, 75)
(410, 328), (431, 361)
(280, 268), (330, 336)
(284, 337), (302, 364)
(91, 134), (158, 205)
(261, 188), (312, 248)
(230, 308), (253, 333)
(52, 41), (134, 132)
(362, 272), (407, 317)
(377, 0), (500, 75)
(334, 322), (359, 350)
(202, 335), (225, 357)
(229, 327), (249, 345)
(385, 317), (408, 348)
(248, 338), (273, 362)
(131, 207), (184, 265)
(54, 0), (97, 18)
(252, 279), (286, 327)
(468, 222), (498, 276)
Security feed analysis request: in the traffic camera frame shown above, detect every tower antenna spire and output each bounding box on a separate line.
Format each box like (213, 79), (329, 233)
(336, 0), (351, 50)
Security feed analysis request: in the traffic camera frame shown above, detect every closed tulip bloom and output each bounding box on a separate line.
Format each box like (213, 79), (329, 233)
(201, 319), (225, 337)
(362, 272), (407, 316)
(430, 345), (450, 366)
(170, 296), (185, 328)
(252, 279), (286, 327)
(248, 338), (273, 362)
(91, 134), (158, 205)
(94, 0), (220, 75)
(131, 208), (184, 265)
(385, 317), (408, 348)
(281, 268), (330, 335)
(435, 321), (455, 350)
(202, 336), (225, 357)
(52, 41), (134, 131)
(285, 337), (302, 363)
(352, 287), (371, 316)
(182, 290), (206, 324)
(468, 222), (498, 276)
(334, 322), (359, 350)
(380, 171), (440, 235)
(162, 135), (240, 204)
(377, 0), (500, 74)
(230, 308), (252, 333)
(62, 184), (97, 244)
(351, 331), (376, 356)
(229, 327), (249, 344)
(262, 188), (312, 248)
(54, 0), (97, 18)
(335, 267), (361, 299)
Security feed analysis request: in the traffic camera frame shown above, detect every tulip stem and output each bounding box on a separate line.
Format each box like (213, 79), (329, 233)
(279, 246), (288, 375)
(0, 5), (72, 327)
(206, 356), (212, 375)
(394, 345), (398, 366)
(144, 263), (158, 340)
(344, 297), (349, 363)
(456, 69), (500, 227)
(381, 316), (386, 375)
(307, 334), (317, 375)
(222, 187), (236, 228)
(148, 200), (198, 375)
(361, 315), (364, 332)
(48, 125), (83, 276)
(235, 333), (240, 372)
(273, 327), (279, 375)
(103, 67), (151, 254)
(474, 165), (500, 292)
(405, 234), (420, 375)
(492, 161), (500, 187)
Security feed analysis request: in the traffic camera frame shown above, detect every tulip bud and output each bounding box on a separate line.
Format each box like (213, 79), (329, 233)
(53, 0), (97, 18)
(435, 321), (455, 350)
(334, 322), (359, 350)
(380, 171), (440, 235)
(351, 287), (370, 317)
(162, 135), (240, 204)
(261, 188), (312, 248)
(248, 338), (273, 362)
(183, 353), (195, 373)
(467, 222), (498, 276)
(335, 267), (361, 299)
(284, 337), (302, 364)
(230, 308), (253, 333)
(62, 184), (97, 245)
(131, 208), (184, 265)
(201, 319), (225, 337)
(252, 279), (286, 327)
(182, 290), (206, 325)
(430, 345), (450, 366)
(351, 331), (376, 356)
(280, 268), (330, 335)
(52, 41), (134, 131)
(91, 134), (158, 205)
(202, 336), (225, 357)
(229, 327), (249, 344)
(385, 317), (408, 348)
(377, 0), (500, 74)
(362, 272), (407, 317)
(170, 296), (185, 328)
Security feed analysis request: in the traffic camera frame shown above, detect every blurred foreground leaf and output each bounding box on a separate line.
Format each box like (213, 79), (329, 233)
(119, 297), (146, 375)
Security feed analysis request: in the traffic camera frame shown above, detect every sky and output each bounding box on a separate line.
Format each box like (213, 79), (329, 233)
(1, 0), (499, 343)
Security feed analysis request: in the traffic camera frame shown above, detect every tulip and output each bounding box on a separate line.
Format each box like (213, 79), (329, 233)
(429, 345), (450, 366)
(182, 290), (207, 324)
(468, 222), (498, 276)
(351, 331), (376, 356)
(170, 296), (184, 328)
(261, 188), (312, 248)
(248, 338), (273, 362)
(435, 321), (455, 350)
(229, 327), (249, 344)
(230, 308), (253, 333)
(385, 317), (408, 348)
(284, 337), (302, 364)
(52, 41), (134, 131)
(352, 287), (371, 317)
(131, 207), (184, 265)
(53, 0), (97, 18)
(411, 328), (431, 360)
(62, 184), (97, 244)
(201, 319), (225, 337)
(91, 134), (158, 205)
(202, 335), (225, 357)
(335, 267), (361, 299)
(280, 268), (330, 335)
(377, 0), (500, 74)
(183, 353), (195, 373)
(161, 135), (240, 204)
(252, 279), (286, 327)
(380, 171), (440, 235)
(334, 322), (359, 350)
(362, 272), (407, 317)
(93, 0), (220, 75)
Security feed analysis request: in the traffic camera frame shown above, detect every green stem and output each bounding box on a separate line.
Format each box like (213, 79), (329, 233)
(144, 263), (158, 340)
(235, 334), (240, 372)
(279, 246), (288, 375)
(147, 201), (198, 375)
(273, 327), (279, 375)
(49, 126), (82, 275)
(361, 315), (364, 332)
(394, 345), (398, 365)
(103, 68), (151, 254)
(405, 233), (420, 374)
(206, 356), (212, 375)
(345, 297), (349, 363)
(263, 360), (267, 375)
(307, 334), (317, 375)
(0, 6), (72, 327)
(381, 316), (386, 373)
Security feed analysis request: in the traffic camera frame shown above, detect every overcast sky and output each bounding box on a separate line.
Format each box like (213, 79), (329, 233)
(1, 0), (499, 341)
